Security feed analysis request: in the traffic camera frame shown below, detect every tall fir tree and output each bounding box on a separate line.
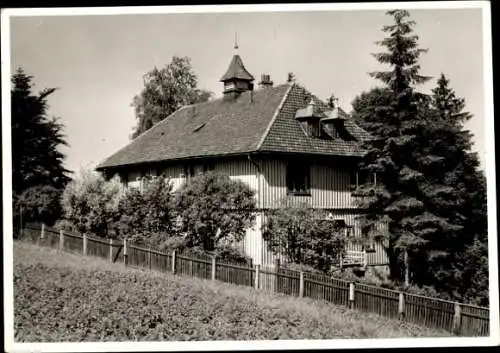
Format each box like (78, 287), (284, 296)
(428, 74), (488, 304)
(351, 10), (463, 287)
(11, 68), (71, 226)
(11, 68), (71, 194)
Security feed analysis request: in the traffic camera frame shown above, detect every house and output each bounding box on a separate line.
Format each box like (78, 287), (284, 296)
(96, 48), (389, 271)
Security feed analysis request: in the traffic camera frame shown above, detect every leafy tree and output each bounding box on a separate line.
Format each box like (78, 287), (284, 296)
(350, 9), (466, 287)
(113, 176), (175, 246)
(11, 68), (71, 194)
(174, 172), (256, 251)
(131, 56), (213, 138)
(15, 185), (63, 227)
(262, 202), (346, 273)
(61, 169), (123, 237)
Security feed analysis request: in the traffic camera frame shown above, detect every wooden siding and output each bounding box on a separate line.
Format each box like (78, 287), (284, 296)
(260, 159), (354, 209)
(120, 156), (388, 267)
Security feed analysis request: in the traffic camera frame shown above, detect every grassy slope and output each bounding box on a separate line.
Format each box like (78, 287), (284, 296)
(13, 242), (451, 341)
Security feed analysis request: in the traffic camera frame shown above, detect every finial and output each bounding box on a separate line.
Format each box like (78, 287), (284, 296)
(234, 31), (239, 52)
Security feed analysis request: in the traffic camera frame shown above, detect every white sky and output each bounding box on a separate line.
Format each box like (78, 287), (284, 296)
(9, 6), (486, 173)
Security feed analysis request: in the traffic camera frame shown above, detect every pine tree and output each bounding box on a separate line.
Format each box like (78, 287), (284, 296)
(352, 10), (462, 286)
(11, 68), (71, 194)
(428, 74), (488, 303)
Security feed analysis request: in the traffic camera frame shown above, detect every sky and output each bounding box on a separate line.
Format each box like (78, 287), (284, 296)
(8, 5), (487, 174)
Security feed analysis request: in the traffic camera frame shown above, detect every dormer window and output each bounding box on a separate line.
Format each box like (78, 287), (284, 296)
(295, 98), (325, 138)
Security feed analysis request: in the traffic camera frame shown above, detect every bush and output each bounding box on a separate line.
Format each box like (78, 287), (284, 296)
(175, 172), (256, 251)
(113, 176), (175, 245)
(61, 168), (123, 237)
(262, 201), (346, 273)
(14, 185), (63, 227)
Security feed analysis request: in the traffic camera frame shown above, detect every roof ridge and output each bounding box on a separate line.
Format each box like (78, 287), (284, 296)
(256, 83), (293, 150)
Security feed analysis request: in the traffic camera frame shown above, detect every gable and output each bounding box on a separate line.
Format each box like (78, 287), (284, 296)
(259, 84), (370, 157)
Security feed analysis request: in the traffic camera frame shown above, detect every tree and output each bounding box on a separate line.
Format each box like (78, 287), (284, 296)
(174, 172), (256, 251)
(61, 169), (123, 237)
(426, 74), (488, 303)
(131, 56), (213, 138)
(113, 176), (175, 246)
(350, 10), (465, 288)
(11, 68), (71, 195)
(262, 202), (346, 273)
(15, 185), (63, 228)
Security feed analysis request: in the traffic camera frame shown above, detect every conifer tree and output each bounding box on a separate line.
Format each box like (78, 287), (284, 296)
(427, 74), (488, 303)
(352, 10), (462, 286)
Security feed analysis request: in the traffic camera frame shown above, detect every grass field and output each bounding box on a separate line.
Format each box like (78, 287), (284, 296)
(13, 241), (452, 341)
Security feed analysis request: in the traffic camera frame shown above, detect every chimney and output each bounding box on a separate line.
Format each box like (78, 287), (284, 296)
(259, 74), (274, 89)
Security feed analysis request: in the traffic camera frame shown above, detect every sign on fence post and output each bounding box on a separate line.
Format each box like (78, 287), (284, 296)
(109, 239), (113, 262)
(59, 230), (64, 252)
(299, 271), (304, 298)
(452, 302), (462, 334)
(171, 250), (176, 274)
(398, 292), (405, 320)
(254, 264), (260, 290)
(123, 238), (128, 266)
(83, 234), (87, 256)
(349, 283), (355, 309)
(211, 256), (216, 281)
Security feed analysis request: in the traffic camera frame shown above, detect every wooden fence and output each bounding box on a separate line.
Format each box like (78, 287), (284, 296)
(18, 224), (490, 337)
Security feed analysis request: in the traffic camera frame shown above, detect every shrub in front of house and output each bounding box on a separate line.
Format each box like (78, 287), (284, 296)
(174, 172), (257, 252)
(112, 176), (176, 245)
(61, 169), (124, 237)
(262, 202), (346, 274)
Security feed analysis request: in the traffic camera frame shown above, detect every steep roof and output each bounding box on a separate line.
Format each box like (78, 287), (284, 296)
(96, 83), (373, 170)
(220, 54), (255, 82)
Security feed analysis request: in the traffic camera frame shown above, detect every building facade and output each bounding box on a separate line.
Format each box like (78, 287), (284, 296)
(96, 49), (389, 269)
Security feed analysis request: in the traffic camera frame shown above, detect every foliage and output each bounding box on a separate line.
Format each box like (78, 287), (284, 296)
(350, 9), (464, 288)
(13, 242), (451, 341)
(14, 185), (63, 227)
(112, 176), (175, 245)
(11, 68), (71, 195)
(351, 10), (488, 306)
(131, 56), (213, 138)
(61, 169), (124, 237)
(174, 172), (256, 251)
(286, 72), (296, 83)
(262, 201), (346, 273)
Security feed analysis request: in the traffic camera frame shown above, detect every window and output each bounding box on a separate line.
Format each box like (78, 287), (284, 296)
(184, 165), (195, 179)
(203, 163), (215, 172)
(286, 162), (310, 195)
(350, 171), (377, 188)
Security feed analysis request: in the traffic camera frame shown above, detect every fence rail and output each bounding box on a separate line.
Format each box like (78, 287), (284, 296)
(17, 223), (490, 337)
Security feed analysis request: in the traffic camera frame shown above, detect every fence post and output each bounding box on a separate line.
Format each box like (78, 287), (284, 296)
(171, 250), (176, 274)
(398, 292), (405, 320)
(149, 247), (152, 270)
(274, 258), (281, 293)
(211, 256), (216, 281)
(109, 239), (113, 262)
(255, 264), (260, 290)
(349, 282), (355, 309)
(59, 230), (64, 252)
(40, 223), (45, 240)
(83, 233), (87, 256)
(123, 238), (128, 266)
(299, 271), (304, 298)
(452, 302), (462, 334)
